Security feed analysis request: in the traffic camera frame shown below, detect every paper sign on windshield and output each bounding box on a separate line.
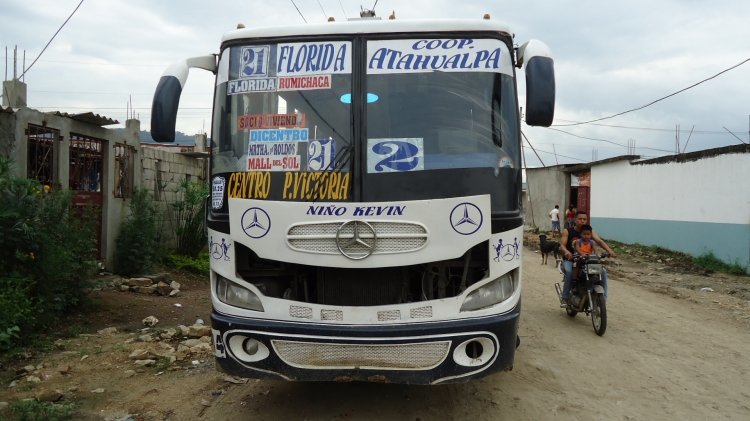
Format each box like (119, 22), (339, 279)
(367, 39), (512, 75)
(367, 138), (424, 173)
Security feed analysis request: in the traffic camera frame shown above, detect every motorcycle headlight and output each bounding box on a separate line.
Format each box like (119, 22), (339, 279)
(460, 270), (518, 312)
(586, 264), (603, 275)
(215, 273), (264, 312)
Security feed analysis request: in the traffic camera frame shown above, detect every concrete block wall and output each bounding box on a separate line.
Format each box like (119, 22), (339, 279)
(524, 166), (570, 230)
(140, 147), (207, 247)
(1, 78), (209, 270)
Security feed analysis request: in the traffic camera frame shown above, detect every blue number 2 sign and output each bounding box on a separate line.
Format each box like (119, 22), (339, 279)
(367, 138), (424, 173)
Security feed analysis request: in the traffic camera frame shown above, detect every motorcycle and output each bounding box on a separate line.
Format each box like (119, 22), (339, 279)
(555, 252), (609, 336)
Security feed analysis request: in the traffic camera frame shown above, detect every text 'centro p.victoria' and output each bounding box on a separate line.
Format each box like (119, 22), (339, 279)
(227, 171), (350, 201)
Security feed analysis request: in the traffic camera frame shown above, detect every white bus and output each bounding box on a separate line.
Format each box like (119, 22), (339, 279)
(151, 15), (555, 384)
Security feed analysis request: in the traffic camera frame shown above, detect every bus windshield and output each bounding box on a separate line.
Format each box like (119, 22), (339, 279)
(211, 41), (353, 175)
(211, 36), (520, 211)
(363, 37), (520, 210)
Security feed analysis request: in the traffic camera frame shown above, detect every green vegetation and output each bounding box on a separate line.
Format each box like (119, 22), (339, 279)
(114, 187), (161, 276)
(8, 399), (76, 421)
(163, 251), (210, 276)
(693, 252), (747, 276)
(154, 356), (174, 371)
(0, 158), (98, 351)
(609, 240), (748, 276)
(115, 178), (209, 276)
(170, 178), (208, 258)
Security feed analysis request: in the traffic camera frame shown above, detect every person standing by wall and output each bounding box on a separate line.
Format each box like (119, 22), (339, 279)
(549, 205), (561, 239)
(565, 204), (576, 229)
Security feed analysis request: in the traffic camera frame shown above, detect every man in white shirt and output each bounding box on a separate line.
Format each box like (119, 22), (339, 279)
(549, 204), (561, 239)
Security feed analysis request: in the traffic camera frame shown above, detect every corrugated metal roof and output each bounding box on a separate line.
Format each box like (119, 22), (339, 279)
(47, 111), (119, 126)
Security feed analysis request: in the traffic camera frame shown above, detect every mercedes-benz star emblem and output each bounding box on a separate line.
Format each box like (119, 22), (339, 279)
(450, 202), (483, 235)
(241, 207), (271, 239)
(336, 220), (377, 260)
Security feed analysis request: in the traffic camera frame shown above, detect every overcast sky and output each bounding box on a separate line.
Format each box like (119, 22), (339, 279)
(1, 0), (748, 167)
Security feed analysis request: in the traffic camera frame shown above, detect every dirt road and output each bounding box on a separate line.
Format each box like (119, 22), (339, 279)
(196, 253), (750, 420)
(2, 245), (749, 420)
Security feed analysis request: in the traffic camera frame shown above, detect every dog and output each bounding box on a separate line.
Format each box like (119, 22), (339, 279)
(539, 234), (561, 268)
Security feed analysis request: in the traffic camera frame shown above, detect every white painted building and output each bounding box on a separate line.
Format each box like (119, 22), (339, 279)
(589, 145), (749, 272)
(525, 145), (749, 272)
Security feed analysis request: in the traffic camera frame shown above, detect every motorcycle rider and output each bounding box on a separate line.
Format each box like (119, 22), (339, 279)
(559, 211), (617, 306)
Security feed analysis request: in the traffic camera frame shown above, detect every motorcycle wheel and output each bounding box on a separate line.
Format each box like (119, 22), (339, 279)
(591, 293), (607, 336)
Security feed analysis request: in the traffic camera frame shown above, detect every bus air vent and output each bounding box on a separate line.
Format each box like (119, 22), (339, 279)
(287, 221), (428, 255)
(271, 340), (450, 370)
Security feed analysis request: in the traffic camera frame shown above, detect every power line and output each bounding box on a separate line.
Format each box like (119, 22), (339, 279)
(338, 0), (348, 19)
(32, 106), (210, 110)
(29, 90), (211, 96)
(290, 0), (308, 23)
(723, 126), (748, 144)
(316, 0), (328, 19)
(26, 58), (168, 67)
(552, 56), (750, 127)
(547, 127), (676, 153)
(520, 131), (545, 167)
(522, 145), (586, 163)
(20, 0), (85, 80)
(553, 119), (746, 135)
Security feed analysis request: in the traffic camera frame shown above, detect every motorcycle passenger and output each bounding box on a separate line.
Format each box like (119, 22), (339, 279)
(574, 225), (596, 255)
(572, 225), (596, 280)
(559, 212), (617, 306)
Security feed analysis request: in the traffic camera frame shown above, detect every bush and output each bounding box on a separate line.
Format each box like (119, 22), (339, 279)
(0, 277), (34, 350)
(31, 190), (97, 313)
(163, 251), (210, 276)
(0, 158), (98, 349)
(693, 253), (747, 276)
(170, 178), (208, 258)
(114, 188), (161, 276)
(9, 399), (76, 421)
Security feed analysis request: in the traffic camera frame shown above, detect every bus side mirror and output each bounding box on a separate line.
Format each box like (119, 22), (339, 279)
(151, 55), (217, 142)
(518, 40), (555, 127)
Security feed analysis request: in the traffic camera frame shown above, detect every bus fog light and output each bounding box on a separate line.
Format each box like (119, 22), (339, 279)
(453, 337), (495, 367)
(244, 338), (260, 355)
(215, 274), (264, 312)
(228, 335), (270, 362)
(460, 271), (517, 312)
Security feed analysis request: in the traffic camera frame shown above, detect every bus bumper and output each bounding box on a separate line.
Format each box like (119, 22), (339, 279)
(210, 302), (520, 385)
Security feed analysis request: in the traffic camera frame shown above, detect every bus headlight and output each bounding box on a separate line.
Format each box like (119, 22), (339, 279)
(460, 271), (517, 312)
(215, 274), (264, 312)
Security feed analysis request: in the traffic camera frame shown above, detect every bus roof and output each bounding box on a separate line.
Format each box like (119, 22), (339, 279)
(222, 18), (514, 43)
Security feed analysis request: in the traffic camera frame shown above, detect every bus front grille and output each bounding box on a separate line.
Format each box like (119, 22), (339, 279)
(271, 340), (450, 370)
(286, 221), (428, 255)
